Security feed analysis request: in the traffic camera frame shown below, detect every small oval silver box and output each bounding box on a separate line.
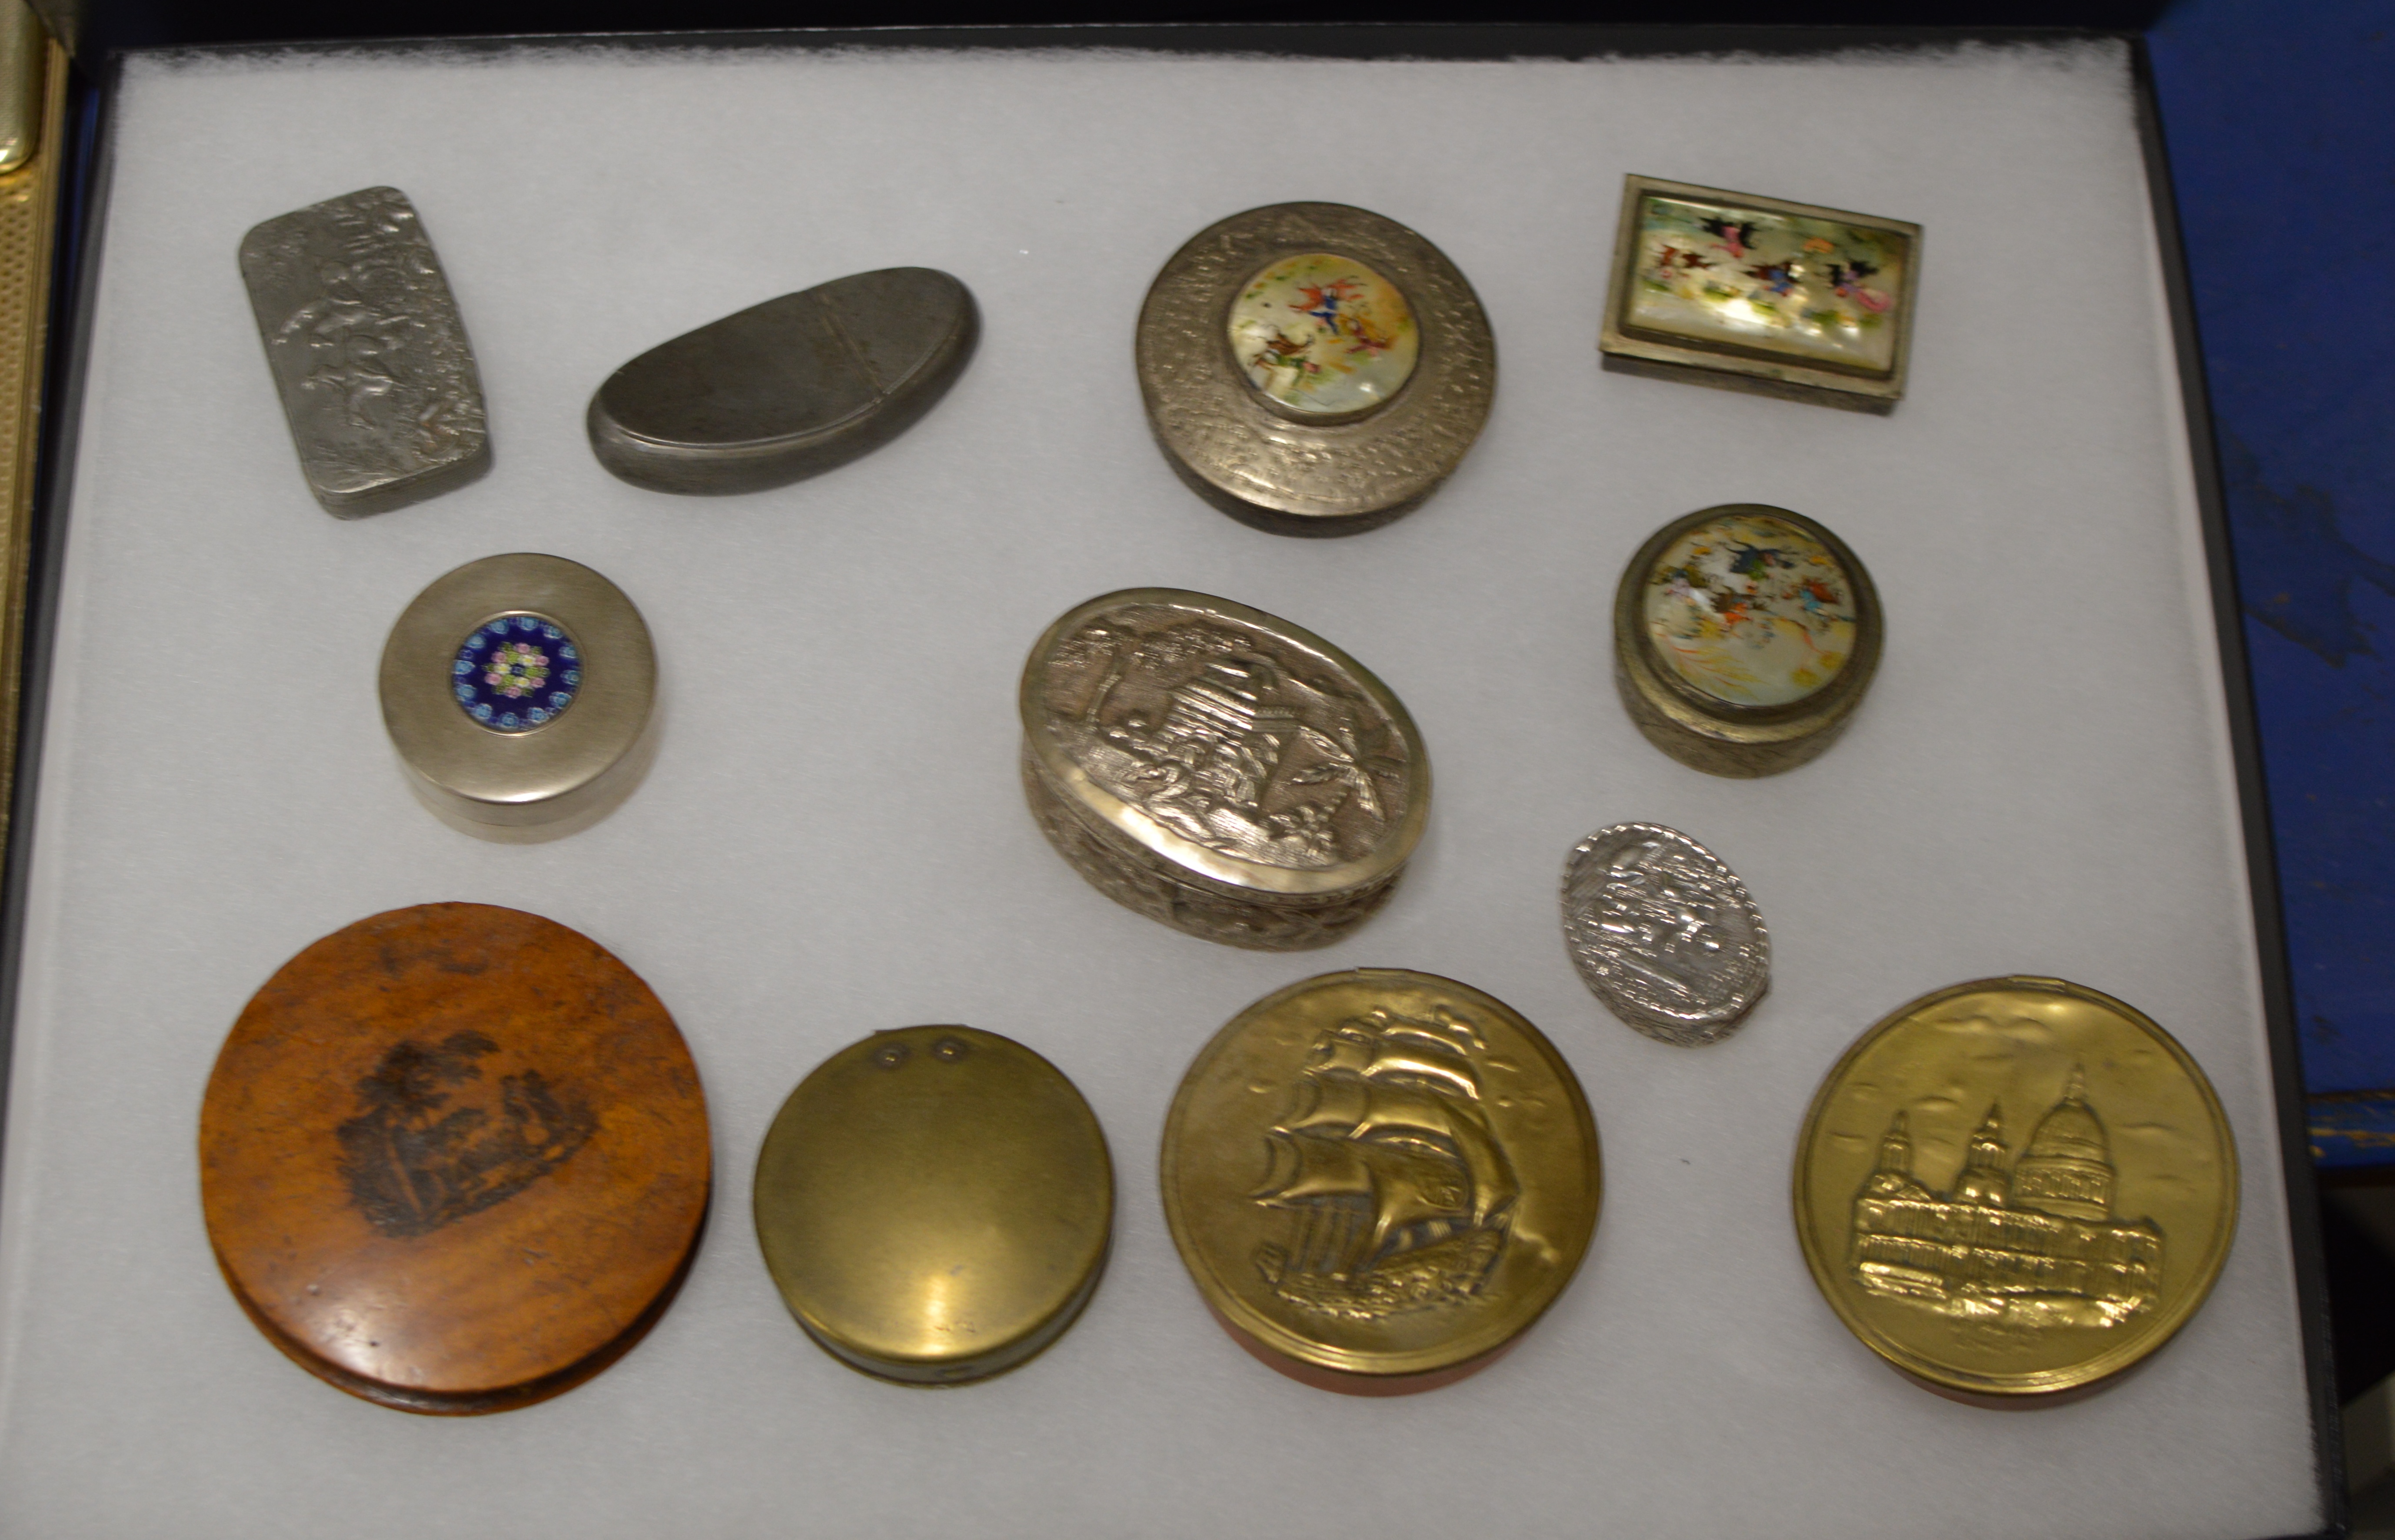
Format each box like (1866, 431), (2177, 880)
(379, 553), (657, 840)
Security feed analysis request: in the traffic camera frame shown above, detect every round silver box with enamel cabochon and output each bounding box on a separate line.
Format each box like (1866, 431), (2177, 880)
(588, 268), (977, 496)
(1136, 203), (1495, 536)
(380, 553), (658, 840)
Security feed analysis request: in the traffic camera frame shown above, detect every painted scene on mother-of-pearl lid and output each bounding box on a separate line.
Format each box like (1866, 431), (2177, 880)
(1626, 194), (1909, 374)
(1643, 511), (1857, 708)
(1228, 252), (1419, 418)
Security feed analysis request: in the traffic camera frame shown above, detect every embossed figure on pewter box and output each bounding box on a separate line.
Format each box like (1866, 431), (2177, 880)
(1851, 1072), (2164, 1330)
(1251, 1005), (1519, 1321)
(335, 1030), (596, 1238)
(240, 186), (489, 514)
(1043, 617), (1406, 870)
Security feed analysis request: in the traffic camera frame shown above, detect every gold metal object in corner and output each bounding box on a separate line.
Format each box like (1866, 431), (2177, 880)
(0, 1), (65, 860)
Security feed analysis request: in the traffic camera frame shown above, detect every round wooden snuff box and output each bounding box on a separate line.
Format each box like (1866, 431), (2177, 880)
(379, 552), (657, 840)
(587, 267), (978, 495)
(1136, 202), (1495, 535)
(1018, 587), (1430, 951)
(1613, 503), (1883, 777)
(753, 1026), (1112, 1384)
(199, 903), (711, 1414)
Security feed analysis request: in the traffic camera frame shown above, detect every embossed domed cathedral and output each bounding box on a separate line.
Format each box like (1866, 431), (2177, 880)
(1850, 1069), (2161, 1328)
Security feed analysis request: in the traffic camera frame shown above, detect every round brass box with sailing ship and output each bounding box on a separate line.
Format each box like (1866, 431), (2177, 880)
(1793, 976), (2237, 1401)
(1135, 202), (1495, 535)
(753, 1026), (1112, 1384)
(1160, 969), (1600, 1394)
(1019, 587), (1429, 951)
(1613, 503), (1882, 777)
(198, 903), (711, 1414)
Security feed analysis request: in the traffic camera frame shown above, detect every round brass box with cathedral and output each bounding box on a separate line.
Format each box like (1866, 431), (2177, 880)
(1793, 976), (2237, 1401)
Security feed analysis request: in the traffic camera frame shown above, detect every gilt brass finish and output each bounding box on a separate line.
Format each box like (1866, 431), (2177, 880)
(0, 12), (63, 866)
(1161, 969), (1599, 1393)
(1137, 202), (1495, 535)
(1020, 588), (1429, 949)
(754, 1026), (1112, 1384)
(1600, 174), (1920, 412)
(1793, 976), (2237, 1400)
(199, 903), (712, 1415)
(379, 553), (657, 840)
(1613, 503), (1882, 777)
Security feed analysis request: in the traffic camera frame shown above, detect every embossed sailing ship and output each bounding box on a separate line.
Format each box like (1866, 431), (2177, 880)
(1253, 1006), (1519, 1319)
(1851, 1071), (2162, 1328)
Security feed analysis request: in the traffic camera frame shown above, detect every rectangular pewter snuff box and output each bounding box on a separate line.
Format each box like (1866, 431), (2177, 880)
(0, 27), (2339, 1540)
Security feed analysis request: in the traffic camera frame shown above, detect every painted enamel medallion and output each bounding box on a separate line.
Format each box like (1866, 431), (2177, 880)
(1626, 195), (1909, 374)
(1642, 511), (1856, 708)
(455, 614), (582, 732)
(1227, 252), (1419, 418)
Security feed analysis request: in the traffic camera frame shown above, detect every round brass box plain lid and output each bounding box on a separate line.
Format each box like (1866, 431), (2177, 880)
(754, 1026), (1113, 1384)
(1161, 969), (1600, 1394)
(198, 903), (712, 1415)
(1793, 976), (2237, 1401)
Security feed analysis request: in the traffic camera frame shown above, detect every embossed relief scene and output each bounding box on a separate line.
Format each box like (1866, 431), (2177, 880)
(242, 188), (485, 487)
(1041, 611), (1407, 870)
(1644, 513), (1856, 707)
(1849, 1069), (2164, 1332)
(1251, 1006), (1518, 1321)
(1570, 834), (1762, 1017)
(1812, 989), (2232, 1374)
(1626, 195), (1907, 373)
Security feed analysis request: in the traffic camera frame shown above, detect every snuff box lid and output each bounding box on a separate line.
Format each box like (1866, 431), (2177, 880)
(1160, 969), (1600, 1392)
(1793, 976), (2237, 1400)
(753, 1026), (1112, 1384)
(198, 903), (711, 1414)
(1019, 587), (1430, 899)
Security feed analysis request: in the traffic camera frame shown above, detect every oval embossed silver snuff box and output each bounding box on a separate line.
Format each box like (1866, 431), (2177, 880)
(1562, 823), (1768, 1045)
(1020, 588), (1429, 950)
(1136, 203), (1494, 536)
(380, 553), (658, 840)
(589, 267), (977, 495)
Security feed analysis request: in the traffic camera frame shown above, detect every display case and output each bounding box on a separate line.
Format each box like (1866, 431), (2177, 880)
(0, 28), (2338, 1537)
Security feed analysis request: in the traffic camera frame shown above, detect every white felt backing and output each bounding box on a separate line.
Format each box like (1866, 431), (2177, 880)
(0, 38), (2323, 1539)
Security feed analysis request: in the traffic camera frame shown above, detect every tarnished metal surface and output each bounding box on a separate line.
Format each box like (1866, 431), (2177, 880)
(239, 186), (489, 515)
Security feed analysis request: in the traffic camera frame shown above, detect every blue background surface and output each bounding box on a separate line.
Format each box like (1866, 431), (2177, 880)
(2149, 0), (2395, 1161)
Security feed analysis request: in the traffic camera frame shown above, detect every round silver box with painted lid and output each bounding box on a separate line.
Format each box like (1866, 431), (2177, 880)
(379, 553), (657, 840)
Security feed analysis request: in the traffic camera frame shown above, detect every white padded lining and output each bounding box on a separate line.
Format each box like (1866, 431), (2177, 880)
(0, 38), (2322, 1538)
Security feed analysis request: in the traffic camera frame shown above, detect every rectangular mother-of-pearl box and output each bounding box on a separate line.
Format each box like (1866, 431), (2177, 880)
(1600, 173), (1923, 412)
